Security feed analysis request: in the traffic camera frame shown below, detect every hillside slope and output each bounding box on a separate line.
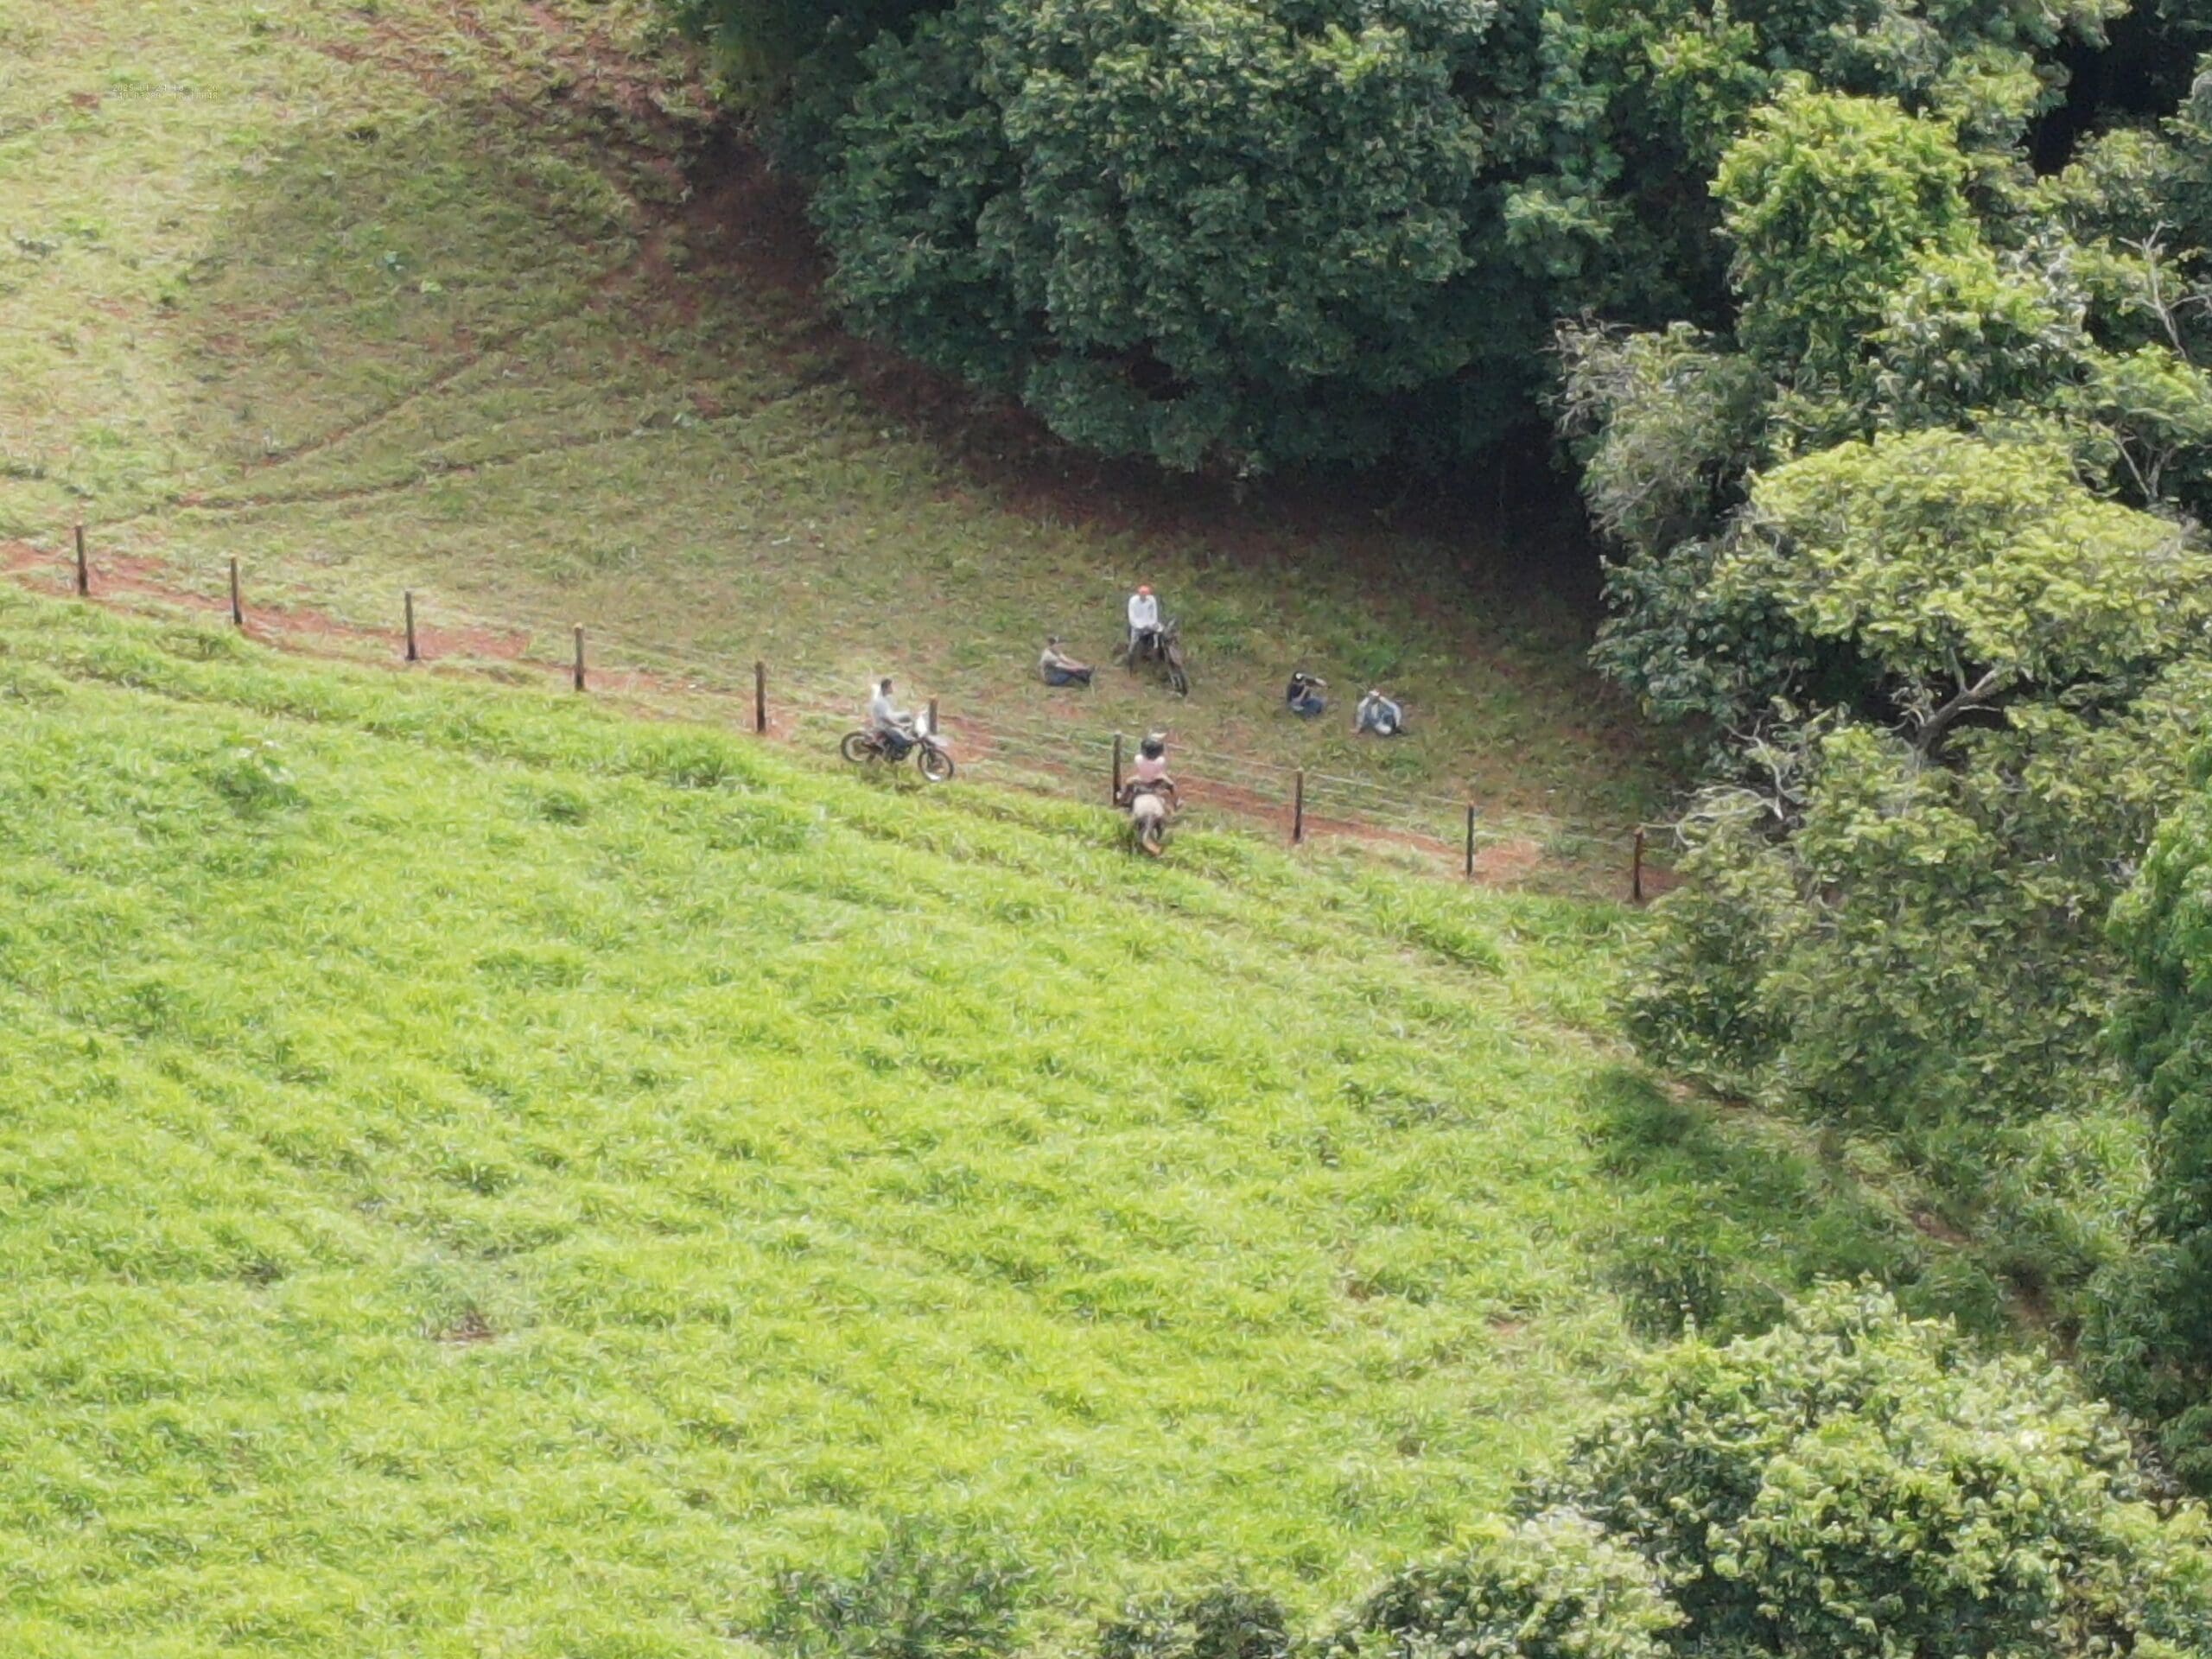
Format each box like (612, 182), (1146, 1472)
(0, 595), (1934, 1656)
(0, 0), (1669, 836)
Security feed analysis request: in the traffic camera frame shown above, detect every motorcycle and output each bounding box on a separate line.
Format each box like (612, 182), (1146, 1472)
(840, 718), (956, 782)
(1119, 779), (1179, 855)
(1124, 617), (1191, 697)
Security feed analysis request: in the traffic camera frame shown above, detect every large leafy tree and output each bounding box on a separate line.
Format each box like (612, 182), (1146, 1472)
(814, 0), (1516, 471)
(1713, 86), (1980, 383)
(1303, 1288), (2212, 1658)
(669, 0), (2127, 468)
(2094, 758), (2212, 1491)
(1532, 1285), (2212, 1658)
(1718, 427), (2209, 743)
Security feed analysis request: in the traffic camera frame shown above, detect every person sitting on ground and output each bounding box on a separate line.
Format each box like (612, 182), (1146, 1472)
(1039, 636), (1095, 688)
(1355, 688), (1405, 736)
(1285, 671), (1328, 718)
(1125, 584), (1160, 661)
(868, 677), (916, 756)
(1120, 732), (1176, 805)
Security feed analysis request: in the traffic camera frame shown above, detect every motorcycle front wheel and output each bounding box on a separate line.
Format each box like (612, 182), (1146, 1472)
(918, 745), (956, 783)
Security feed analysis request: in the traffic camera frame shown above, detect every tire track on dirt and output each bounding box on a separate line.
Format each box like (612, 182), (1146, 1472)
(101, 366), (845, 523)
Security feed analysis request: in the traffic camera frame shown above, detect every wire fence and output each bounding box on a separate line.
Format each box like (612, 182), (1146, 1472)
(21, 531), (1675, 897)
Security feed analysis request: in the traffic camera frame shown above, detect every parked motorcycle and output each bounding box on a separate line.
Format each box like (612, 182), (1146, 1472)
(1126, 618), (1190, 696)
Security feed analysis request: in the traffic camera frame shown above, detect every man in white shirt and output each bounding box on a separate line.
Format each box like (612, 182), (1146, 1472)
(1356, 688), (1405, 736)
(868, 677), (915, 756)
(1125, 584), (1160, 661)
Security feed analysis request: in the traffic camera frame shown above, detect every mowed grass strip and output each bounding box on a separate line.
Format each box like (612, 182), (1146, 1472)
(0, 594), (1937, 1657)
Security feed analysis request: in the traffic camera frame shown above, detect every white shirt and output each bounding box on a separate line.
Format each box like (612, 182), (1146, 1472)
(1128, 593), (1160, 631)
(868, 690), (907, 733)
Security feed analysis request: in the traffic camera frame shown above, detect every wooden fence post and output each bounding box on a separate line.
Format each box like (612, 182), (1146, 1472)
(228, 557), (243, 627)
(572, 625), (586, 692)
(73, 522), (88, 596)
(926, 696), (939, 736)
(1111, 733), (1123, 804)
(404, 589), (418, 662)
(1465, 804), (1477, 879)
(1292, 768), (1306, 844)
(1632, 828), (1646, 904)
(754, 659), (767, 734)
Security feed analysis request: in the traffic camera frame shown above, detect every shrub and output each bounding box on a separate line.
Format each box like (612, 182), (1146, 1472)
(1096, 1586), (1294, 1659)
(757, 1522), (1030, 1659)
(1325, 1514), (1681, 1659)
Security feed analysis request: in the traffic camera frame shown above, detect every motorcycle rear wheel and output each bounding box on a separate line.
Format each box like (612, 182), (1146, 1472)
(839, 731), (876, 765)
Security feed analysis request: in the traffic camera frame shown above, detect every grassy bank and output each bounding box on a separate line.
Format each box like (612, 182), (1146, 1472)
(0, 592), (1945, 1656)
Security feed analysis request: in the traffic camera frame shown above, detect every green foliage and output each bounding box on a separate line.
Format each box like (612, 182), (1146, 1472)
(1096, 1586), (1294, 1659)
(1871, 241), (2090, 424)
(716, 0), (2133, 469)
(1532, 1284), (2212, 1658)
(2092, 759), (2212, 1490)
(1722, 428), (2209, 719)
(760, 1524), (1030, 1659)
(1325, 1513), (1681, 1659)
(814, 0), (1512, 470)
(1714, 86), (1980, 383)
(1556, 324), (1773, 564)
(1625, 668), (2212, 1315)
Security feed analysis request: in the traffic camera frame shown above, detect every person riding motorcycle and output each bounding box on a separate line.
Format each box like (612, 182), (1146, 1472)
(1119, 732), (1176, 806)
(868, 677), (917, 758)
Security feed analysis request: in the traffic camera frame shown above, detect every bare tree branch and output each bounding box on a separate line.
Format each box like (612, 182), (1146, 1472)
(1913, 667), (2005, 756)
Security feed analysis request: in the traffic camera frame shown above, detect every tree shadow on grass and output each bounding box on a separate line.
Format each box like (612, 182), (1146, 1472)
(1580, 1065), (2012, 1344)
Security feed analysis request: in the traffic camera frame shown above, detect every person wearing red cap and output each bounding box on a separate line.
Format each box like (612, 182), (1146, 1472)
(1124, 583), (1160, 663)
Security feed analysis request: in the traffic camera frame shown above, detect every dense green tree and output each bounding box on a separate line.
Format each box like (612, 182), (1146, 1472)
(666, 0), (2128, 468)
(1713, 87), (1980, 382)
(1533, 1284), (2212, 1658)
(2092, 758), (2212, 1491)
(813, 0), (1528, 470)
(1628, 677), (2209, 1133)
(1618, 436), (2211, 1291)
(1096, 1588), (1295, 1659)
(1720, 427), (2209, 739)
(1327, 1514), (1681, 1659)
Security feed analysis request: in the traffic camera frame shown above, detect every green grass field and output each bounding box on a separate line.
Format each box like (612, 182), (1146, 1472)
(0, 592), (1952, 1656)
(0, 0), (1671, 846)
(0, 2), (1999, 1649)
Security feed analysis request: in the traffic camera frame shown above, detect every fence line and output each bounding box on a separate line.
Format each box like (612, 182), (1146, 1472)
(34, 536), (1670, 892)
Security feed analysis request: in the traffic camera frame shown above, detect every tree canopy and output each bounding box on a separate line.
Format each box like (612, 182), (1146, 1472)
(672, 0), (2144, 470)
